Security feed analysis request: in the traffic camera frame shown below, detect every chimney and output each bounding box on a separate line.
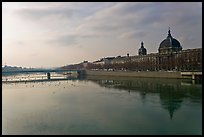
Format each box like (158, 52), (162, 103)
(127, 53), (129, 57)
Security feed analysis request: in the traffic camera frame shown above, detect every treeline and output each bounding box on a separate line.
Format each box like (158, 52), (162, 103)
(59, 61), (152, 71)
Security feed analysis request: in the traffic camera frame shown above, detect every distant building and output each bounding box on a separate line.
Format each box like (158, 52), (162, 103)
(82, 61), (89, 68)
(2, 65), (23, 72)
(92, 59), (105, 66)
(93, 57), (115, 66)
(111, 56), (128, 64)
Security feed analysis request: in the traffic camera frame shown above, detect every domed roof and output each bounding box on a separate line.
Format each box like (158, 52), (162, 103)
(138, 41), (147, 55)
(139, 41), (146, 50)
(159, 29), (181, 49)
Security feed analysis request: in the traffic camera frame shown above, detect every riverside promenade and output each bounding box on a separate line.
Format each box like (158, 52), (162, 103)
(85, 70), (202, 80)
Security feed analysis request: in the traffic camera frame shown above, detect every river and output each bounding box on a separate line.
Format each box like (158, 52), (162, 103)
(2, 74), (202, 135)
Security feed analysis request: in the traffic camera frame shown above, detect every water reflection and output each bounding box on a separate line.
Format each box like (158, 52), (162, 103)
(86, 76), (202, 120)
(2, 75), (202, 135)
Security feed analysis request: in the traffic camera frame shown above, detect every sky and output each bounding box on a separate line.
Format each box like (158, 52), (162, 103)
(2, 2), (202, 68)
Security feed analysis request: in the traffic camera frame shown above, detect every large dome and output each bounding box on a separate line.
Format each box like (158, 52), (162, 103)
(158, 28), (182, 54)
(159, 37), (181, 48)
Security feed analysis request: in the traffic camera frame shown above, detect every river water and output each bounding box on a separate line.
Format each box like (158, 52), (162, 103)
(2, 75), (202, 135)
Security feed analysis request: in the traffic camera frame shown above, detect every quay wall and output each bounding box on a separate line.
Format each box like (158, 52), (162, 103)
(85, 70), (183, 79)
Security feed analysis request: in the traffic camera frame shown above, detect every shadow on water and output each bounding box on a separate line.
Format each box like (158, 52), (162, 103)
(86, 75), (202, 120)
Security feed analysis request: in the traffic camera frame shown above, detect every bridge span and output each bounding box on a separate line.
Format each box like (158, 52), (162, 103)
(2, 69), (86, 82)
(2, 69), (85, 74)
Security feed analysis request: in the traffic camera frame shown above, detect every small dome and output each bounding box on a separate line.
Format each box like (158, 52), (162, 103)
(138, 41), (147, 55)
(159, 28), (182, 54)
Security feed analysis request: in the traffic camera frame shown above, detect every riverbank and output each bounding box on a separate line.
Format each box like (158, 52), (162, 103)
(85, 70), (183, 79)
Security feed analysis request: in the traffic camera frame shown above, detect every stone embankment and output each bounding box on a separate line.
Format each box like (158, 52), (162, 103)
(85, 70), (182, 79)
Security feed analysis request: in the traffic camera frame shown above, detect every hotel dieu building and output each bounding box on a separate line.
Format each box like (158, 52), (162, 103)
(94, 29), (202, 72)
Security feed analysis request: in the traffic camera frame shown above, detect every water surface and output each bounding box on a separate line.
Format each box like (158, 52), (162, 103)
(2, 75), (202, 135)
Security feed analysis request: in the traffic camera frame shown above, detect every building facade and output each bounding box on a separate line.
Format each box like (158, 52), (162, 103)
(106, 29), (202, 71)
(62, 28), (202, 71)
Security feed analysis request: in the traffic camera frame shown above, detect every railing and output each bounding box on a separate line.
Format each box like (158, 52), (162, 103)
(2, 69), (82, 74)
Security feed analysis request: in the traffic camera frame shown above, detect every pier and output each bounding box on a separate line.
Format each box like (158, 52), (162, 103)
(181, 71), (202, 80)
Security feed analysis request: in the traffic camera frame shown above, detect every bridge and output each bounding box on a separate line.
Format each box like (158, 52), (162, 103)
(2, 69), (86, 82)
(2, 69), (84, 74)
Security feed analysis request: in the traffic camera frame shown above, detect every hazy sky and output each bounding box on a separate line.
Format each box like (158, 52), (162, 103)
(2, 2), (202, 68)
